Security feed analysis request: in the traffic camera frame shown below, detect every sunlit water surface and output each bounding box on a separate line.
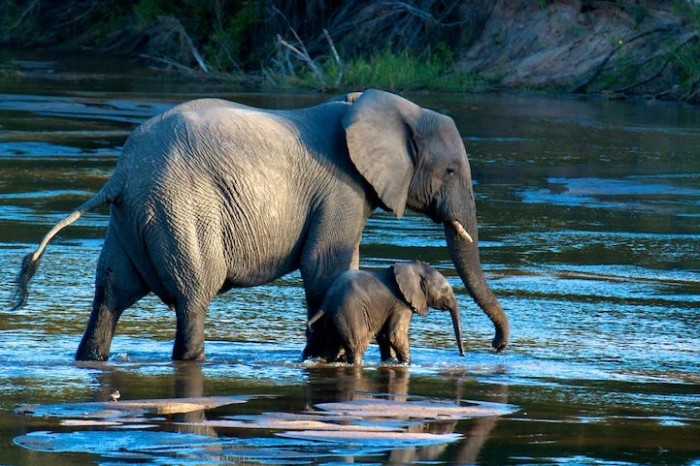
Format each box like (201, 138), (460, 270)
(0, 50), (698, 465)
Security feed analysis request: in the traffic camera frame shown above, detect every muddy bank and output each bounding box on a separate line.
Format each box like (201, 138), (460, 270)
(460, 1), (700, 101)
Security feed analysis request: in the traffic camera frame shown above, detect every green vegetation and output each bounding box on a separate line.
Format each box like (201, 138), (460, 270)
(2, 1), (700, 100)
(341, 47), (486, 93)
(671, 39), (700, 95)
(271, 45), (487, 93)
(669, 1), (700, 98)
(0, 0), (489, 93)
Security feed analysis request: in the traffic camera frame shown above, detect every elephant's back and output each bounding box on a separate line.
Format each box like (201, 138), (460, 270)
(116, 102), (324, 287)
(324, 269), (391, 308)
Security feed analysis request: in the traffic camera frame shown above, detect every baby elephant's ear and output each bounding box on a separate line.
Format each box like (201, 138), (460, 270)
(393, 263), (428, 316)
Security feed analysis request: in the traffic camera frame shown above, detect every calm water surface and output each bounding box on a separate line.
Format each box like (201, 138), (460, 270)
(0, 51), (698, 465)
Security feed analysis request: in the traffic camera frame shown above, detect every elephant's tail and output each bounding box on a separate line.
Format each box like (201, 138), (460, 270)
(10, 178), (122, 311)
(307, 310), (326, 333)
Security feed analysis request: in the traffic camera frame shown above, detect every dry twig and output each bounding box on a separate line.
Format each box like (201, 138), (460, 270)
(573, 26), (677, 93)
(276, 33), (326, 89)
(139, 53), (199, 74)
(323, 29), (343, 87)
(4, 0), (40, 32)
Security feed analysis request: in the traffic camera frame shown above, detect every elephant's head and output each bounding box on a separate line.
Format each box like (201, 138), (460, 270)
(393, 260), (464, 356)
(343, 89), (509, 352)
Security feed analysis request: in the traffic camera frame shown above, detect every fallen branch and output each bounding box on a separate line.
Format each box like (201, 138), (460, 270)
(323, 29), (343, 87)
(613, 61), (670, 94)
(138, 53), (199, 74)
(150, 16), (209, 74)
(277, 33), (326, 89)
(4, 0), (40, 32)
(384, 0), (472, 27)
(181, 26), (209, 73)
(613, 30), (699, 95)
(572, 26), (678, 93)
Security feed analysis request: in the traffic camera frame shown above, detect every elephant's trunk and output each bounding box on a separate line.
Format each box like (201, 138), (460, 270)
(449, 305), (465, 357)
(445, 221), (509, 352)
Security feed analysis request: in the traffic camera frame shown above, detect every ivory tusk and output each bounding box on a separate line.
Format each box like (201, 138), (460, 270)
(450, 220), (474, 243)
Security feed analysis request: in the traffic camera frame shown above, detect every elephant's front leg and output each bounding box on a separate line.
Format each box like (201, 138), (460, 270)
(299, 207), (367, 359)
(391, 335), (411, 365)
(300, 260), (356, 360)
(388, 312), (413, 365)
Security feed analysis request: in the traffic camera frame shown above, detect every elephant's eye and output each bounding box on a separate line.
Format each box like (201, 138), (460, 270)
(445, 168), (456, 176)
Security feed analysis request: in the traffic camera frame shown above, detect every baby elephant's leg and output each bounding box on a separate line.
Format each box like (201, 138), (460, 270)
(385, 311), (412, 364)
(377, 331), (397, 362)
(339, 333), (367, 365)
(391, 335), (411, 365)
(341, 345), (363, 365)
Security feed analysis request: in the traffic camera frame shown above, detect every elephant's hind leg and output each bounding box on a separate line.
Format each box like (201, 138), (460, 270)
(147, 221), (224, 362)
(172, 300), (207, 361)
(76, 238), (148, 361)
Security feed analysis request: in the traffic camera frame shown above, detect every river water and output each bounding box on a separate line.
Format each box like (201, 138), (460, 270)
(0, 51), (698, 465)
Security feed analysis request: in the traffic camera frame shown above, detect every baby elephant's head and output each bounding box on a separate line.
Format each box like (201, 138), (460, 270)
(394, 260), (464, 356)
(424, 268), (458, 313)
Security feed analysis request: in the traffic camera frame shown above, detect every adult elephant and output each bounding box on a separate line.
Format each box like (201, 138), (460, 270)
(11, 89), (509, 361)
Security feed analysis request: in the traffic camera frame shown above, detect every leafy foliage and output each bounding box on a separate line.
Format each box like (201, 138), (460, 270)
(0, 0), (487, 92)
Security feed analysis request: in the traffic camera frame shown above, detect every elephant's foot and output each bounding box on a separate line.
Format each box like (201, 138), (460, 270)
(301, 344), (315, 362)
(76, 325), (113, 361)
(172, 342), (206, 362)
(75, 339), (111, 361)
(301, 337), (332, 361)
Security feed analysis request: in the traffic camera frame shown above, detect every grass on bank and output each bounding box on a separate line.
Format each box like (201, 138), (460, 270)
(267, 46), (488, 93)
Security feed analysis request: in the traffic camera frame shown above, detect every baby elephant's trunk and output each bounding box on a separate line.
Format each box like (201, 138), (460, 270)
(450, 306), (465, 356)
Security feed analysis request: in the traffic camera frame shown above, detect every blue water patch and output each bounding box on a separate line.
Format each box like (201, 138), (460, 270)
(520, 177), (700, 212)
(0, 141), (83, 157)
(13, 393), (518, 464)
(0, 189), (94, 200)
(0, 141), (115, 158)
(0, 94), (173, 124)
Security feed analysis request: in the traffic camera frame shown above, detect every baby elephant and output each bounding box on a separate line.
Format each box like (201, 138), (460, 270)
(303, 260), (465, 365)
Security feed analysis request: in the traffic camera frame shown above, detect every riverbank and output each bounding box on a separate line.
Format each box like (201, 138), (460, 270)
(1, 1), (700, 102)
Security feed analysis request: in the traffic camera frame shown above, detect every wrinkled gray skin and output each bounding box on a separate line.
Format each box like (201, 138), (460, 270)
(304, 261), (464, 365)
(11, 89), (509, 361)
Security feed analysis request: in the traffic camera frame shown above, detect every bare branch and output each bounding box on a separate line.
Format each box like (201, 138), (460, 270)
(182, 27), (209, 73)
(323, 29), (343, 87)
(573, 26), (679, 93)
(5, 0), (40, 32)
(383, 0), (472, 27)
(277, 34), (326, 89)
(138, 53), (199, 74)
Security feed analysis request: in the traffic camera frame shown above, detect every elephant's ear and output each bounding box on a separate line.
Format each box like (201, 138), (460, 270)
(393, 262), (428, 316)
(342, 89), (421, 218)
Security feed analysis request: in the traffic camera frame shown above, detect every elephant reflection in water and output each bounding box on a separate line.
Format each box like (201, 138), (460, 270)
(304, 366), (509, 464)
(96, 362), (218, 438)
(94, 363), (507, 463)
